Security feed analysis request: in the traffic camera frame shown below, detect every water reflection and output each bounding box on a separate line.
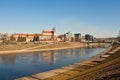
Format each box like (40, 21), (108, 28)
(40, 51), (56, 65)
(0, 47), (105, 80)
(74, 48), (82, 57)
(51, 52), (56, 65)
(32, 53), (39, 63)
(0, 54), (16, 65)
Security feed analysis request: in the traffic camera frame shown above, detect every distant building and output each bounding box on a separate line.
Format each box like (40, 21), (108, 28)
(64, 32), (73, 42)
(117, 37), (120, 42)
(74, 33), (81, 42)
(85, 34), (94, 42)
(0, 33), (2, 43)
(96, 38), (117, 43)
(81, 36), (86, 42)
(57, 35), (65, 42)
(58, 32), (73, 42)
(0, 33), (12, 44)
(11, 27), (58, 43)
(117, 30), (120, 42)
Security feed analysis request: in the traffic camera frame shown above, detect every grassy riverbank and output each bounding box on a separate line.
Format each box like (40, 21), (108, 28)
(43, 43), (120, 80)
(71, 49), (120, 80)
(0, 42), (84, 51)
(0, 42), (107, 52)
(0, 42), (107, 54)
(0, 42), (88, 54)
(33, 42), (85, 49)
(0, 43), (41, 51)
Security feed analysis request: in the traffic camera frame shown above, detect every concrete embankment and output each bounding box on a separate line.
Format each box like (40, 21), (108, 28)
(16, 44), (114, 80)
(0, 42), (108, 54)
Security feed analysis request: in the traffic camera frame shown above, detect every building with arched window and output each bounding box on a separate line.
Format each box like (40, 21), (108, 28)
(11, 27), (58, 43)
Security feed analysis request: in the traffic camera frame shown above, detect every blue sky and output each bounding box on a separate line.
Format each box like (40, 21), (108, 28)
(0, 0), (120, 38)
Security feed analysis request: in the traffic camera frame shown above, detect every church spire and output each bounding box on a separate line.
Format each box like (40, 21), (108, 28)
(52, 27), (56, 32)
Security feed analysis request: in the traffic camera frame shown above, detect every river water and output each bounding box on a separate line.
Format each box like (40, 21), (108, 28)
(0, 47), (106, 80)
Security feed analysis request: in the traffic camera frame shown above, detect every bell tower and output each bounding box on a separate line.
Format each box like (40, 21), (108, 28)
(52, 27), (56, 32)
(52, 27), (57, 40)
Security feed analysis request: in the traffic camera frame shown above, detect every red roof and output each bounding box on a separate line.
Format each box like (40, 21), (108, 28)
(13, 34), (26, 36)
(12, 29), (54, 37)
(27, 34), (35, 36)
(38, 34), (43, 36)
(42, 30), (53, 33)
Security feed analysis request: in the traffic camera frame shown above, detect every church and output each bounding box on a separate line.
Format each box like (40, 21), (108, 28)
(11, 27), (58, 43)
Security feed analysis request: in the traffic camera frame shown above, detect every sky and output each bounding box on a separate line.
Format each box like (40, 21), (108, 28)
(0, 0), (120, 38)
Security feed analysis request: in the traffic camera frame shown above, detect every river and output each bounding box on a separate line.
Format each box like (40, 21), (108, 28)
(0, 47), (106, 80)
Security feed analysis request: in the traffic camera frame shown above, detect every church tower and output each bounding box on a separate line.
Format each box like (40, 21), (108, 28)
(52, 27), (56, 32)
(52, 27), (57, 41)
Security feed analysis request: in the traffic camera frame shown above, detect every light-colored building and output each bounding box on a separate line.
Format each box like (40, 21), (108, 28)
(58, 32), (73, 42)
(64, 32), (73, 42)
(11, 27), (58, 43)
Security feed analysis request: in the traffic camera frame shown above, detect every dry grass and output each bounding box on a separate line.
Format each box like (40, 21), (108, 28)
(34, 42), (83, 49)
(0, 42), (84, 51)
(44, 44), (120, 80)
(0, 43), (41, 51)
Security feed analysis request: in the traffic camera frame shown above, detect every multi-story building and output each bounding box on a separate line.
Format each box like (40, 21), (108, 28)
(11, 27), (58, 43)
(64, 32), (73, 42)
(74, 33), (81, 42)
(85, 34), (94, 42)
(57, 35), (65, 42)
(58, 32), (73, 42)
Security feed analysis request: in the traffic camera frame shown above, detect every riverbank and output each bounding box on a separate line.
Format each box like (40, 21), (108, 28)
(0, 42), (83, 54)
(0, 42), (105, 54)
(16, 43), (118, 80)
(44, 44), (120, 80)
(71, 44), (120, 80)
